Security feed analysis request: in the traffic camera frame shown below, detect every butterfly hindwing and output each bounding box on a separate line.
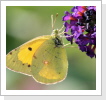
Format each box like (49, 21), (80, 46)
(31, 36), (68, 84)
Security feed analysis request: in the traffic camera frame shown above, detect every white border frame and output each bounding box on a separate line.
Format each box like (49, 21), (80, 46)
(1, 1), (101, 95)
(102, 0), (106, 4)
(0, 96), (4, 100)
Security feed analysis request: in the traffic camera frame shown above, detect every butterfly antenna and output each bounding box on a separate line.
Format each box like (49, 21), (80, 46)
(51, 15), (54, 30)
(51, 13), (58, 30)
(59, 25), (64, 32)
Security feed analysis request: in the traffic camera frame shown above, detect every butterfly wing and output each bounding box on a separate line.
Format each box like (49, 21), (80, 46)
(6, 35), (51, 75)
(31, 36), (68, 84)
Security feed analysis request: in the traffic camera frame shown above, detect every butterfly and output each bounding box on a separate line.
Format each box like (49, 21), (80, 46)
(6, 14), (68, 84)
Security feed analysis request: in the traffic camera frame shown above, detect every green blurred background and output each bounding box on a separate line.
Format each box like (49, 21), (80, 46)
(6, 6), (96, 90)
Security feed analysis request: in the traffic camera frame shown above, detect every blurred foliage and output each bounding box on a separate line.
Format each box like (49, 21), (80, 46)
(6, 6), (96, 90)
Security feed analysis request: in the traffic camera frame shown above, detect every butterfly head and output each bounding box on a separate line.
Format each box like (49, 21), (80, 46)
(52, 29), (62, 39)
(52, 29), (59, 36)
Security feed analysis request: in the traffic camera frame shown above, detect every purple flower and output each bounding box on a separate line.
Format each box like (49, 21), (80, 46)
(64, 33), (74, 44)
(87, 6), (96, 11)
(62, 6), (96, 58)
(64, 22), (71, 32)
(71, 6), (87, 18)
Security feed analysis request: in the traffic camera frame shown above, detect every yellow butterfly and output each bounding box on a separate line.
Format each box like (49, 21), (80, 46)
(6, 15), (68, 84)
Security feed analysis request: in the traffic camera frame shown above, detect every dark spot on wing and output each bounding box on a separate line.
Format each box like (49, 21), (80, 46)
(10, 52), (12, 55)
(13, 61), (15, 62)
(15, 49), (17, 51)
(33, 55), (37, 59)
(45, 49), (50, 54)
(55, 56), (57, 58)
(28, 64), (31, 67)
(57, 52), (60, 54)
(23, 64), (24, 65)
(28, 47), (32, 51)
(58, 72), (61, 74)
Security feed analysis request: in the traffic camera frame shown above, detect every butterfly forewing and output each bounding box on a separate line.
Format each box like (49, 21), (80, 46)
(6, 35), (51, 75)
